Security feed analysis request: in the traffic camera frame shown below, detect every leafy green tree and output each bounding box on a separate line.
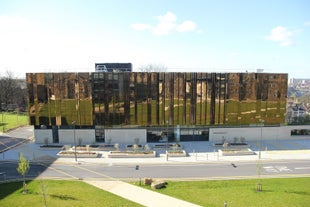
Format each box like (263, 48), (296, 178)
(16, 153), (30, 194)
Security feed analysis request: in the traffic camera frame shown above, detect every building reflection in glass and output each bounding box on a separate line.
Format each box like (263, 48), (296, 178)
(27, 72), (287, 129)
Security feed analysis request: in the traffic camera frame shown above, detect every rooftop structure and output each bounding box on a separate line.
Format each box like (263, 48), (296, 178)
(95, 63), (132, 72)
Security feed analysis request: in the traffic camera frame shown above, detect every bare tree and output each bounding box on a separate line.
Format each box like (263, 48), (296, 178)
(137, 64), (167, 72)
(0, 70), (26, 111)
(256, 159), (262, 192)
(39, 179), (48, 207)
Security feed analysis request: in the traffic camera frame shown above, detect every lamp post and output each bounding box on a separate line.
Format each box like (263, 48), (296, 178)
(1, 111), (3, 132)
(259, 119), (264, 159)
(166, 120), (168, 161)
(72, 121), (77, 162)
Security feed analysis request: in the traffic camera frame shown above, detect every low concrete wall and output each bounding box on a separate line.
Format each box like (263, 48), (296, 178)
(210, 125), (310, 143)
(105, 129), (147, 144)
(34, 129), (53, 144)
(58, 129), (95, 145)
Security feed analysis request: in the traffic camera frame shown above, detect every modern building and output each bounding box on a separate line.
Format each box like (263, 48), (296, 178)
(26, 72), (293, 144)
(95, 63), (132, 72)
(286, 103), (309, 124)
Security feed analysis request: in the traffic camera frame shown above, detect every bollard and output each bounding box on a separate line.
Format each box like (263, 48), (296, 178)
(256, 183), (262, 192)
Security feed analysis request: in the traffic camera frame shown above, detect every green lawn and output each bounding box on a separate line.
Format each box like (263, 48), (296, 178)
(1, 178), (309, 206)
(134, 177), (310, 207)
(0, 180), (143, 207)
(0, 112), (29, 132)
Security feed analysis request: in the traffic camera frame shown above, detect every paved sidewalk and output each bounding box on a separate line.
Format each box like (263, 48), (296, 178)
(85, 180), (202, 207)
(1, 140), (310, 164)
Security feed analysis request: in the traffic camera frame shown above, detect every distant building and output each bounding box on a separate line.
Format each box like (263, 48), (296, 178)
(95, 63), (132, 72)
(256, 69), (264, 73)
(287, 103), (308, 123)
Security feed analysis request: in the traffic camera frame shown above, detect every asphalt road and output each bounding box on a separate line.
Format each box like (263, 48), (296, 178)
(1, 160), (309, 181)
(1, 126), (309, 181)
(4, 126), (34, 139)
(0, 126), (34, 152)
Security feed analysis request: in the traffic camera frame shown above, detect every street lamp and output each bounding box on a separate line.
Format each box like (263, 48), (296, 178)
(166, 120), (168, 161)
(72, 121), (77, 162)
(259, 119), (264, 159)
(1, 111), (3, 132)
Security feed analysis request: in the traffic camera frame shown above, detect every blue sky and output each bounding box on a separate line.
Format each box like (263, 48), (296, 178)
(0, 0), (309, 79)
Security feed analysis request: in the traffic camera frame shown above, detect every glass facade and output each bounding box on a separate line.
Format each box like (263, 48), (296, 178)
(27, 72), (288, 129)
(27, 73), (93, 127)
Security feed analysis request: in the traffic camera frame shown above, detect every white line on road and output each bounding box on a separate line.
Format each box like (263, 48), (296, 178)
(294, 167), (310, 170)
(275, 166), (292, 172)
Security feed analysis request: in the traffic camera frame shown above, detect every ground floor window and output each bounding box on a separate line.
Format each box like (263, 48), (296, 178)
(291, 129), (310, 136)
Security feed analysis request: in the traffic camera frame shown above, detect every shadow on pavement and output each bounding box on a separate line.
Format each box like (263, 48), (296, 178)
(0, 126), (59, 200)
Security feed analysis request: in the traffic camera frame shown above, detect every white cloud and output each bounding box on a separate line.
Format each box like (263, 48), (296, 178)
(177, 20), (196, 32)
(153, 12), (177, 35)
(131, 12), (197, 35)
(265, 26), (293, 46)
(0, 15), (31, 32)
(158, 11), (177, 22)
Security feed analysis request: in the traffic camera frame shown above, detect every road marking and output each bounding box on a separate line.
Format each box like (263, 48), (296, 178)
(263, 165), (292, 173)
(295, 167), (310, 170)
(38, 163), (78, 179)
(263, 166), (278, 173)
(73, 165), (117, 181)
(275, 166), (292, 172)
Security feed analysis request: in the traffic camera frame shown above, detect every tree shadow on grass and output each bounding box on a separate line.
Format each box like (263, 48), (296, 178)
(285, 190), (310, 196)
(252, 188), (310, 196)
(0, 181), (22, 200)
(50, 194), (78, 200)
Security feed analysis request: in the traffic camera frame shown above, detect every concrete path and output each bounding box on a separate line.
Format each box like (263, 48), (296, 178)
(85, 180), (202, 207)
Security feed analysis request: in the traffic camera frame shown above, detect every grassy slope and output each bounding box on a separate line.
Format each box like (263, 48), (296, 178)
(135, 177), (310, 207)
(0, 112), (28, 132)
(0, 180), (142, 207)
(1, 177), (309, 206)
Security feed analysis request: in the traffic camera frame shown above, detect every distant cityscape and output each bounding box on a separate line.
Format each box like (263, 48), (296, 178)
(288, 78), (310, 96)
(287, 78), (310, 124)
